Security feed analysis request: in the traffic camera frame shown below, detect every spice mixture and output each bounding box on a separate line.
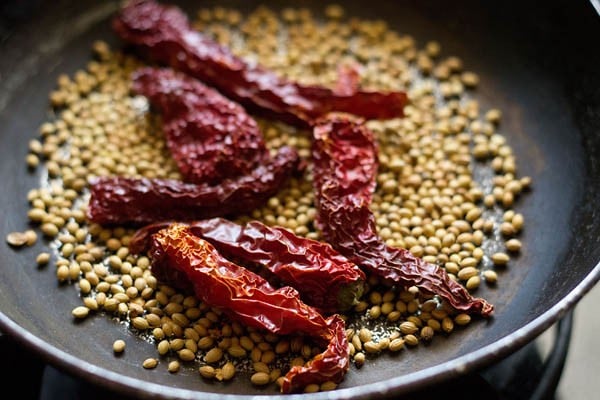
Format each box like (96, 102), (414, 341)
(8, 2), (530, 395)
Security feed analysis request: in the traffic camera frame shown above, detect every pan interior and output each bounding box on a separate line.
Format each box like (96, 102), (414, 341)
(0, 0), (599, 398)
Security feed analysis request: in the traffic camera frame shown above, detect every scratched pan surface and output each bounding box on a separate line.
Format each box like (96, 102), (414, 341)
(0, 0), (599, 399)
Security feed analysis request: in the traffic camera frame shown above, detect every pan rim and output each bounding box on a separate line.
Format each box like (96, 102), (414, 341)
(1, 263), (598, 399)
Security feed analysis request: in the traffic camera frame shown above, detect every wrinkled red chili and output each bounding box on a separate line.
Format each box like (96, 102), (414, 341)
(333, 63), (361, 97)
(113, 0), (408, 127)
(132, 67), (269, 184)
(149, 223), (349, 393)
(129, 217), (366, 313)
(86, 146), (300, 225)
(312, 113), (494, 316)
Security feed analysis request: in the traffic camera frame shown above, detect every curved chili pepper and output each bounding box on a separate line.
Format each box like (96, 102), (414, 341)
(132, 67), (269, 184)
(312, 113), (494, 316)
(112, 0), (407, 127)
(129, 217), (366, 313)
(281, 314), (348, 393)
(86, 146), (300, 225)
(150, 224), (349, 393)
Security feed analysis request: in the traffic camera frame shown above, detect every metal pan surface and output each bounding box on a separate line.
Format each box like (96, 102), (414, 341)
(0, 0), (599, 399)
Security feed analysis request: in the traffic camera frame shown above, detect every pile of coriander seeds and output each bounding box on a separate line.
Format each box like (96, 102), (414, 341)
(10, 4), (531, 394)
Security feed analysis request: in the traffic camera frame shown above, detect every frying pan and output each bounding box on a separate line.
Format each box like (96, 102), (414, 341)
(1, 0), (599, 398)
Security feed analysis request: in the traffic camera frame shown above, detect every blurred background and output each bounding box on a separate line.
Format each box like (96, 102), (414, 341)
(553, 284), (600, 398)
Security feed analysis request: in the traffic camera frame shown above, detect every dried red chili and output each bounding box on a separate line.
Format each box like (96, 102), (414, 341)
(86, 146), (300, 225)
(113, 0), (408, 127)
(312, 113), (494, 316)
(333, 63), (361, 97)
(129, 217), (366, 313)
(149, 223), (349, 393)
(132, 67), (269, 184)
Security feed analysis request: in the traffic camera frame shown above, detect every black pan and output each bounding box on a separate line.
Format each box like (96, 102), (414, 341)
(1, 0), (599, 399)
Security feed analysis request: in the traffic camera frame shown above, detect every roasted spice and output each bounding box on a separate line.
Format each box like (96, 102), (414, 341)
(71, 306), (90, 319)
(87, 145), (299, 225)
(112, 0), (407, 127)
(311, 113), (493, 316)
(113, 339), (126, 353)
(130, 217), (365, 313)
(168, 360), (181, 373)
(143, 358), (158, 369)
(149, 224), (349, 393)
(132, 67), (272, 184)
(6, 230), (36, 247)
